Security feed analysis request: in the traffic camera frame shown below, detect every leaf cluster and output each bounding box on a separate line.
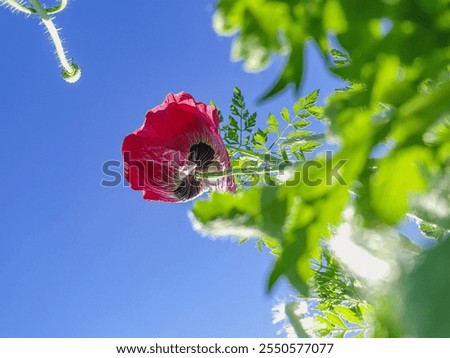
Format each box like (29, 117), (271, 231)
(278, 248), (373, 338)
(218, 87), (323, 190)
(197, 0), (450, 338)
(220, 87), (257, 150)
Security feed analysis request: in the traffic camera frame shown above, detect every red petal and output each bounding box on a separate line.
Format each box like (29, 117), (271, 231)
(122, 134), (180, 201)
(138, 92), (220, 143)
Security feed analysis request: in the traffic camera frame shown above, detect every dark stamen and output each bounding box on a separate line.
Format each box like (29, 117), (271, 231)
(173, 175), (201, 201)
(189, 142), (215, 169)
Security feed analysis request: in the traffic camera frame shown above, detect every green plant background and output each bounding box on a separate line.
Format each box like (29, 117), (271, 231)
(193, 0), (450, 337)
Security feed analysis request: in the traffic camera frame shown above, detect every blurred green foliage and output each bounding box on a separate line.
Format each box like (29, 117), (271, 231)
(403, 237), (450, 337)
(193, 0), (450, 337)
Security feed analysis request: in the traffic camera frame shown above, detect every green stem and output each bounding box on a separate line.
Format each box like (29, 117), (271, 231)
(305, 133), (326, 141)
(239, 108), (243, 148)
(1, 0), (33, 13)
(285, 302), (309, 338)
(267, 122), (292, 153)
(227, 145), (280, 161)
(2, 0), (68, 15)
(29, 0), (80, 83)
(196, 166), (282, 179)
(42, 0), (68, 14)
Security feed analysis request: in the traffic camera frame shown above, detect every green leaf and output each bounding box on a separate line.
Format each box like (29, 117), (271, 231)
(253, 129), (268, 149)
(300, 141), (321, 153)
(267, 113), (279, 133)
(334, 306), (363, 325)
(316, 315), (332, 332)
(258, 45), (305, 101)
(256, 239), (264, 252)
(325, 312), (347, 329)
(281, 131), (314, 146)
(323, 0), (348, 33)
(239, 237), (249, 244)
(370, 147), (431, 225)
(244, 112), (257, 131)
(268, 228), (310, 294)
(292, 120), (310, 128)
(228, 116), (238, 129)
(330, 48), (350, 62)
(191, 186), (289, 241)
(403, 237), (450, 337)
(262, 236), (282, 255)
(307, 106), (324, 119)
(419, 222), (446, 240)
(299, 90), (320, 110)
(210, 100), (224, 123)
(410, 168), (450, 231)
(280, 107), (290, 123)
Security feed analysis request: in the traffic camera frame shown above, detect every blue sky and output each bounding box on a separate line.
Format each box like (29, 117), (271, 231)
(0, 1), (344, 337)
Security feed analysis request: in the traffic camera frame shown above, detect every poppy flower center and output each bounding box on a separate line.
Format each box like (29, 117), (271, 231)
(173, 142), (216, 201)
(188, 142), (215, 169)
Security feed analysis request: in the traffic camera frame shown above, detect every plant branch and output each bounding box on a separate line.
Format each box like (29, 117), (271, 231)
(28, 0), (81, 83)
(196, 165), (282, 179)
(1, 0), (68, 15)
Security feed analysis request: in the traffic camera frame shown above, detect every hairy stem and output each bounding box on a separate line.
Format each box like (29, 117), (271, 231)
(1, 0), (33, 13)
(1, 0), (68, 15)
(28, 0), (81, 82)
(196, 165), (283, 179)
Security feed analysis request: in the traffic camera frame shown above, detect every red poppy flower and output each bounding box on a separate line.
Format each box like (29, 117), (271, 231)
(122, 92), (236, 202)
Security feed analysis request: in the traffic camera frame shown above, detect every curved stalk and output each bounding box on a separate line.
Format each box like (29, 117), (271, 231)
(196, 166), (281, 179)
(29, 0), (80, 82)
(1, 0), (67, 15)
